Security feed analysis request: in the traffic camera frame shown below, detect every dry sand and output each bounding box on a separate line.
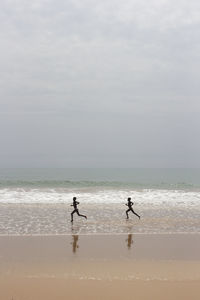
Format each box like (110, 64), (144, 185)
(0, 234), (199, 300)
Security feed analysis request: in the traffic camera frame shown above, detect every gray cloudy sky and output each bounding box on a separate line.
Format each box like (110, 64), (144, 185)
(0, 0), (200, 167)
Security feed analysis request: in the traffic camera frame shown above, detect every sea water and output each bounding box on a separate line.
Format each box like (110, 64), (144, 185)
(0, 168), (199, 235)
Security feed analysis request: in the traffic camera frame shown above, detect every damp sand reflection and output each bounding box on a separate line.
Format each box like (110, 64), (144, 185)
(71, 235), (79, 254)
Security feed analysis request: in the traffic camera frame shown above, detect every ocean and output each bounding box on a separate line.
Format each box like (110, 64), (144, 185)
(0, 168), (199, 235)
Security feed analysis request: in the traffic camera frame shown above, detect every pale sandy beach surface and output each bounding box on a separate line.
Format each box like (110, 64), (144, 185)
(0, 234), (200, 300)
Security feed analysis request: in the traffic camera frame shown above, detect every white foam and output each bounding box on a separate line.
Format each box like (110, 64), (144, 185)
(0, 188), (200, 208)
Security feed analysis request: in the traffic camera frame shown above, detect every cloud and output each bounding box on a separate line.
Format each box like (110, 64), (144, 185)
(0, 0), (199, 166)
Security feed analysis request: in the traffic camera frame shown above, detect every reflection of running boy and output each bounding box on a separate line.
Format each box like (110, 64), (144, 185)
(71, 197), (87, 222)
(125, 197), (140, 220)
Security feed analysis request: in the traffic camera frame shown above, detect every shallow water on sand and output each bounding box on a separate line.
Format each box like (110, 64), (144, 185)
(0, 203), (199, 235)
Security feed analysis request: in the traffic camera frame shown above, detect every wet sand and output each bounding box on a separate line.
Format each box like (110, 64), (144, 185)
(0, 234), (200, 300)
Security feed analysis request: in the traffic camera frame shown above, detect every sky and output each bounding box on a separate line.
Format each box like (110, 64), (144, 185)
(0, 0), (200, 168)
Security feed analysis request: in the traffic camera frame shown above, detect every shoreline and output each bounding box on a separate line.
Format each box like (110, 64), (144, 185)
(1, 202), (200, 235)
(0, 231), (200, 236)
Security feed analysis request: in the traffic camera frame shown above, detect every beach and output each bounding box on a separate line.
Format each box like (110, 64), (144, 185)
(0, 168), (200, 299)
(0, 234), (200, 300)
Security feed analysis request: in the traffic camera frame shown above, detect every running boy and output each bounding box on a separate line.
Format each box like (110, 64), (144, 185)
(125, 197), (140, 220)
(71, 197), (87, 222)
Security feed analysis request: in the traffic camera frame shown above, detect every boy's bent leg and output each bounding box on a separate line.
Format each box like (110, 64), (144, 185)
(77, 211), (87, 219)
(132, 209), (140, 219)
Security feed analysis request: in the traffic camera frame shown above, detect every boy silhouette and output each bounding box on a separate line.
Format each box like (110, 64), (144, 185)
(125, 197), (140, 220)
(71, 197), (87, 222)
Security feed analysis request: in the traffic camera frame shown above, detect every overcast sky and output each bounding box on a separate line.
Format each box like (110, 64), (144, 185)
(0, 0), (200, 168)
